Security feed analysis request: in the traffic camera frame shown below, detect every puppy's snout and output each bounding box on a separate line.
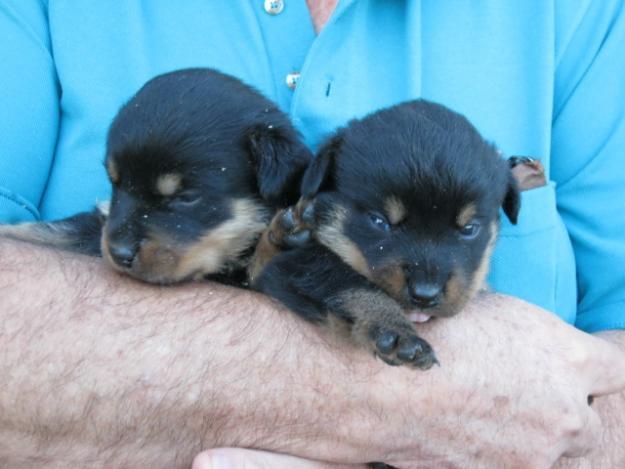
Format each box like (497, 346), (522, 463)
(108, 241), (138, 268)
(409, 282), (442, 308)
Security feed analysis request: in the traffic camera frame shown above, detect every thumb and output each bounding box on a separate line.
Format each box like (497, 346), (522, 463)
(192, 448), (359, 469)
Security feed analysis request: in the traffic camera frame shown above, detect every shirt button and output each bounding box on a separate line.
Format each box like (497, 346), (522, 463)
(285, 72), (300, 90)
(264, 0), (285, 15)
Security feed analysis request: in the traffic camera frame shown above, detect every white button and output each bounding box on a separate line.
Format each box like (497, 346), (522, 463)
(285, 72), (300, 90)
(264, 0), (284, 15)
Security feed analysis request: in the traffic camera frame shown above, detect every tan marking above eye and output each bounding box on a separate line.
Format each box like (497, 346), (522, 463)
(384, 197), (406, 225)
(456, 202), (477, 227)
(156, 173), (182, 196)
(106, 159), (119, 184)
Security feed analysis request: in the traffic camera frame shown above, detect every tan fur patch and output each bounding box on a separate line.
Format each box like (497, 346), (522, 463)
(436, 222), (497, 317)
(172, 198), (267, 281)
(106, 159), (119, 184)
(316, 205), (370, 279)
(456, 202), (476, 227)
(101, 198), (268, 284)
(466, 221), (497, 299)
(373, 264), (406, 299)
(384, 197), (406, 225)
(156, 173), (182, 196)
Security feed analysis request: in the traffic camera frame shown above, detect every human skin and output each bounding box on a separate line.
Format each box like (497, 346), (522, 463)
(196, 2), (625, 468)
(306, 0), (338, 33)
(1, 238), (624, 468)
(195, 333), (625, 469)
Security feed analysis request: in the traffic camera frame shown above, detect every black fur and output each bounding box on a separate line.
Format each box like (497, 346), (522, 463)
(253, 99), (520, 369)
(0, 68), (311, 284)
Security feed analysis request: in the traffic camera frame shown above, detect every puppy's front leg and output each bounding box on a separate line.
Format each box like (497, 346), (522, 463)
(327, 288), (439, 370)
(248, 198), (315, 283)
(0, 207), (106, 255)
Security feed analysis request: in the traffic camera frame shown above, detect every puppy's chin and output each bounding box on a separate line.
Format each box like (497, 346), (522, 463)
(409, 301), (467, 320)
(373, 272), (476, 321)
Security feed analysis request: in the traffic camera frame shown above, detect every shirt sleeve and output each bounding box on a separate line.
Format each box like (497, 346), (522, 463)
(0, 0), (59, 222)
(551, 0), (625, 332)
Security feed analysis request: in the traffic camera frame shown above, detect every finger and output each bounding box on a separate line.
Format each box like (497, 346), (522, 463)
(192, 448), (359, 469)
(560, 406), (602, 459)
(580, 333), (625, 396)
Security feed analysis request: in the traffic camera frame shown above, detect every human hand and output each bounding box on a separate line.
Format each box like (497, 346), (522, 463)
(554, 330), (625, 469)
(357, 293), (625, 468)
(190, 294), (625, 469)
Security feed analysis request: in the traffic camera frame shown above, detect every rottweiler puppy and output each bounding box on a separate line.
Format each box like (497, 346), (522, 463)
(0, 68), (311, 284)
(250, 99), (520, 369)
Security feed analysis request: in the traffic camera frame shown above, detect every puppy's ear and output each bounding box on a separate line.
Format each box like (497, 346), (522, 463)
(247, 125), (312, 206)
(300, 132), (342, 199)
(502, 171), (520, 224)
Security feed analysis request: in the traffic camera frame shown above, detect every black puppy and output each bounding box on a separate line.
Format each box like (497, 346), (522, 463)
(0, 68), (311, 284)
(251, 100), (520, 369)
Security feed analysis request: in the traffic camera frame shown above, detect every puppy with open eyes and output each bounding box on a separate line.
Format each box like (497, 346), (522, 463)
(0, 68), (311, 284)
(250, 99), (520, 369)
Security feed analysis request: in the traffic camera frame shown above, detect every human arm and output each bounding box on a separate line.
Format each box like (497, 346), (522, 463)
(2, 238), (625, 468)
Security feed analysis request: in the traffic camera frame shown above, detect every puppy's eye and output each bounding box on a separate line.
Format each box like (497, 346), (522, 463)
(369, 212), (390, 232)
(169, 190), (202, 208)
(458, 221), (481, 239)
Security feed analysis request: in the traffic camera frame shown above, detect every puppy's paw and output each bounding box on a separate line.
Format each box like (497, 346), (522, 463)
(267, 198), (315, 249)
(369, 326), (438, 370)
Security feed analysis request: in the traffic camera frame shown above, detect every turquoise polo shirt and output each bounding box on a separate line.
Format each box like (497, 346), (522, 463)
(1, 1), (624, 332)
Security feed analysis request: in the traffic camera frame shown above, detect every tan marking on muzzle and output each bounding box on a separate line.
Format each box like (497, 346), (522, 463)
(316, 205), (371, 279)
(372, 264), (406, 300)
(384, 197), (406, 225)
(439, 222), (498, 317)
(172, 198), (268, 281)
(456, 202), (476, 227)
(101, 198), (268, 284)
(156, 173), (182, 196)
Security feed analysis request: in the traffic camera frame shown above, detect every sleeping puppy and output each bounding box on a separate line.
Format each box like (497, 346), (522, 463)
(250, 99), (520, 369)
(0, 68), (311, 284)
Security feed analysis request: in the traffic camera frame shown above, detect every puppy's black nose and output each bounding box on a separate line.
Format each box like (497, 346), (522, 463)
(410, 283), (441, 308)
(108, 243), (137, 268)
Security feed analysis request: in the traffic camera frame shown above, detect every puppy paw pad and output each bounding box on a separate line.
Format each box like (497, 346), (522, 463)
(372, 328), (437, 370)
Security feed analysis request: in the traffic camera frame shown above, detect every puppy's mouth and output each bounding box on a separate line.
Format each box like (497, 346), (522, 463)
(407, 310), (433, 323)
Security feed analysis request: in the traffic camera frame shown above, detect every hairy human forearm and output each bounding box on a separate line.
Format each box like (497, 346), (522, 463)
(2, 238), (625, 468)
(0, 239), (375, 467)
